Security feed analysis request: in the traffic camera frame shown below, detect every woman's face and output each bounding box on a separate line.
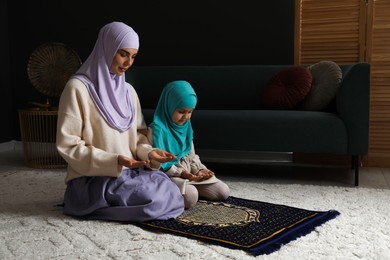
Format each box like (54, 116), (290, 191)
(110, 48), (138, 76)
(172, 108), (193, 125)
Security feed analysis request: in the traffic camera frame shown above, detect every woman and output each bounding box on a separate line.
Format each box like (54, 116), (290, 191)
(56, 21), (184, 222)
(148, 80), (230, 208)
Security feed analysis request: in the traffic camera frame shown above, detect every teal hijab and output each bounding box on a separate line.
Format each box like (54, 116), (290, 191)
(150, 80), (197, 171)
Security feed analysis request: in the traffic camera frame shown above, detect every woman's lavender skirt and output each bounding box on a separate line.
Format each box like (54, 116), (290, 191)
(63, 168), (185, 222)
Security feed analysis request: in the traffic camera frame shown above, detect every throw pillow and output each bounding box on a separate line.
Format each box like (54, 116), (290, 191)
(299, 60), (342, 111)
(260, 66), (312, 109)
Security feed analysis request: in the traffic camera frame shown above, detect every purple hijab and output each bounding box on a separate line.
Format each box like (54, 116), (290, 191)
(72, 22), (139, 132)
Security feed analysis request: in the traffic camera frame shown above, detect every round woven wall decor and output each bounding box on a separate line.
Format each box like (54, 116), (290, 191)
(27, 42), (82, 97)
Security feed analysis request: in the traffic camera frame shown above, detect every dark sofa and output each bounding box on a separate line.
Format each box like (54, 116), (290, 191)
(126, 63), (370, 186)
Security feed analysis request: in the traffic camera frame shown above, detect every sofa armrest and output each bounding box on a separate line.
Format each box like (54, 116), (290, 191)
(336, 62), (370, 155)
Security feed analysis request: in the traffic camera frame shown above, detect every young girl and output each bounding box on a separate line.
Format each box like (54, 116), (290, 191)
(148, 80), (230, 208)
(56, 22), (184, 222)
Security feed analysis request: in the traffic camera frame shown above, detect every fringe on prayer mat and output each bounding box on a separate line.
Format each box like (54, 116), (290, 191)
(136, 196), (340, 256)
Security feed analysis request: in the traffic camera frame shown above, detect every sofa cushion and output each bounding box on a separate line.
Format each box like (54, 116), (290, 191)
(190, 110), (348, 153)
(299, 61), (342, 110)
(260, 66), (312, 109)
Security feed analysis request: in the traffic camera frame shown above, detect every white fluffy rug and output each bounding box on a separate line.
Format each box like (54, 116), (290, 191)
(1, 154), (390, 259)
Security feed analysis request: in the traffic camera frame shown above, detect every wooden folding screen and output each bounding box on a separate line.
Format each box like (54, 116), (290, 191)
(295, 0), (390, 167)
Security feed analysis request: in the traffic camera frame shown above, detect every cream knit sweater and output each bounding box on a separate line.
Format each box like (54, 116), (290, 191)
(56, 78), (154, 183)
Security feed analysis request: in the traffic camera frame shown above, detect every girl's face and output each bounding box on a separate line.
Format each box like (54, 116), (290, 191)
(110, 48), (138, 75)
(172, 108), (193, 125)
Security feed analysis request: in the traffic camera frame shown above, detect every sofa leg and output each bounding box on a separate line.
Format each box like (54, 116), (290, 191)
(351, 155), (359, 186)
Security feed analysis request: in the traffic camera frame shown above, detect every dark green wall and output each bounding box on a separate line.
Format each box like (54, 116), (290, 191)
(3, 0), (294, 142)
(1, 1), (13, 143)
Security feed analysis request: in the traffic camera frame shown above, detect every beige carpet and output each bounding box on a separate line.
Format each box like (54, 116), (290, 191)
(1, 144), (390, 259)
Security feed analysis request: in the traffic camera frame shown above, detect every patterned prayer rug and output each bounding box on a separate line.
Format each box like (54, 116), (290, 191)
(137, 196), (340, 256)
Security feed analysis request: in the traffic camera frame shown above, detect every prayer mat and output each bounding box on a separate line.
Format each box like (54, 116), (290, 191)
(137, 196), (340, 256)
